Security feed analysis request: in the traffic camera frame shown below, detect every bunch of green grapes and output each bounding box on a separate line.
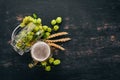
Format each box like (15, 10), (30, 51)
(15, 14), (43, 51)
(51, 17), (62, 31)
(15, 14), (62, 53)
(41, 58), (61, 71)
(42, 17), (62, 39)
(20, 14), (42, 27)
(28, 58), (61, 72)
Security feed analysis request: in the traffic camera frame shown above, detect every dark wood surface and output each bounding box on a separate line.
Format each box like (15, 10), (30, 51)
(1, 0), (120, 80)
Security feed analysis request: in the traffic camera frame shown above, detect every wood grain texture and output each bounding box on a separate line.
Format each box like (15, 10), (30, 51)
(0, 0), (120, 80)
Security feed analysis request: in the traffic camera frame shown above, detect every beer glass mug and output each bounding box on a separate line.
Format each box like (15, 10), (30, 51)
(11, 23), (51, 62)
(11, 22), (50, 57)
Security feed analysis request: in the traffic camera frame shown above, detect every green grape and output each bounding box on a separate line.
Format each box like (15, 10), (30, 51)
(33, 26), (40, 32)
(21, 16), (33, 26)
(49, 58), (54, 64)
(16, 43), (21, 48)
(47, 27), (52, 32)
(53, 59), (61, 65)
(25, 42), (31, 47)
(15, 41), (23, 49)
(41, 61), (47, 66)
(43, 25), (48, 31)
(51, 19), (56, 25)
(20, 23), (25, 27)
(27, 16), (32, 20)
(33, 19), (37, 24)
(29, 17), (34, 22)
(27, 32), (34, 36)
(53, 25), (59, 31)
(45, 66), (51, 71)
(56, 17), (62, 23)
(33, 13), (37, 19)
(45, 32), (50, 37)
(26, 35), (33, 41)
(36, 18), (41, 24)
(43, 32), (50, 38)
(22, 37), (27, 42)
(23, 16), (29, 23)
(43, 34), (47, 39)
(38, 26), (43, 30)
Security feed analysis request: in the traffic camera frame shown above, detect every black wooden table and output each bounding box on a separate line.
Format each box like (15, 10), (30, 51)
(1, 0), (120, 80)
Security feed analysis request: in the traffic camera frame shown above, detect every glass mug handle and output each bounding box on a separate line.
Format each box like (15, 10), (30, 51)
(11, 25), (20, 43)
(11, 25), (25, 55)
